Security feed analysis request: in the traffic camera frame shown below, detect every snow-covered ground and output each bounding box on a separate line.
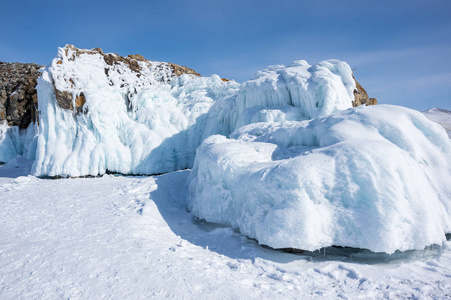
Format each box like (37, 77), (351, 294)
(1, 158), (450, 299)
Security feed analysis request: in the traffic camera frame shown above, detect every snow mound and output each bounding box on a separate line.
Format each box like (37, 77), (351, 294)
(32, 45), (239, 177)
(187, 105), (451, 254)
(423, 107), (451, 138)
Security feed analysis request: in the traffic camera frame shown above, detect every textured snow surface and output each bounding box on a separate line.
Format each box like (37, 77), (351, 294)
(32, 46), (356, 177)
(1, 160), (451, 299)
(187, 105), (451, 254)
(423, 107), (451, 138)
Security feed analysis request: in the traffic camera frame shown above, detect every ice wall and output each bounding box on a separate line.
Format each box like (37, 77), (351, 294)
(0, 122), (37, 163)
(231, 59), (355, 129)
(187, 105), (451, 254)
(32, 46), (239, 177)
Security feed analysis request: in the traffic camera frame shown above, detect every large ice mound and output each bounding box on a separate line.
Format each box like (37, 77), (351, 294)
(206, 60), (356, 135)
(187, 105), (451, 254)
(31, 46), (357, 177)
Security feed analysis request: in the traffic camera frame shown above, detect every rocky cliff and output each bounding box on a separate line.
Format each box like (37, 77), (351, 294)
(352, 75), (377, 107)
(0, 62), (42, 128)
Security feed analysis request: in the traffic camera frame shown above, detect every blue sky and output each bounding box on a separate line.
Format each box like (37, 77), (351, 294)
(1, 0), (450, 111)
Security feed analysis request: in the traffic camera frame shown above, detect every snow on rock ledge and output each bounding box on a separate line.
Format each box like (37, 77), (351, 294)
(187, 105), (451, 254)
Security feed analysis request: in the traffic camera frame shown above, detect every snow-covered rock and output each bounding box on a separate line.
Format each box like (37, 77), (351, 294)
(187, 105), (451, 254)
(31, 46), (360, 177)
(423, 107), (451, 138)
(32, 45), (239, 177)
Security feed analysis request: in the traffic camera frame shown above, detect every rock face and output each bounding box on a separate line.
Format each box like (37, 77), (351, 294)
(352, 75), (377, 107)
(0, 62), (43, 128)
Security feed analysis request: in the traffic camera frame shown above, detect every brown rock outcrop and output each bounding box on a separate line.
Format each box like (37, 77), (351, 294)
(62, 45), (200, 77)
(0, 62), (43, 128)
(352, 75), (377, 107)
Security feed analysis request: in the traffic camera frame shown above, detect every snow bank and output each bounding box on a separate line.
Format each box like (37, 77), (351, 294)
(32, 46), (239, 177)
(0, 122), (37, 163)
(187, 105), (451, 253)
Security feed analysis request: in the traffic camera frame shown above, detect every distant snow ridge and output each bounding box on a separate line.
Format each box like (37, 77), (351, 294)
(423, 107), (451, 138)
(31, 46), (357, 177)
(187, 105), (451, 254)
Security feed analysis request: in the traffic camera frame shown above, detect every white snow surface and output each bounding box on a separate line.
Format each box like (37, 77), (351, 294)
(187, 105), (451, 254)
(31, 46), (356, 177)
(423, 107), (451, 138)
(1, 159), (451, 299)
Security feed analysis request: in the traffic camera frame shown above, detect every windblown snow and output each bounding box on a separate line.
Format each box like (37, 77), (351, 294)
(1, 45), (450, 257)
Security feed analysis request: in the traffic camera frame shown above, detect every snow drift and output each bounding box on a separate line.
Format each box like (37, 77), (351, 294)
(187, 105), (451, 254)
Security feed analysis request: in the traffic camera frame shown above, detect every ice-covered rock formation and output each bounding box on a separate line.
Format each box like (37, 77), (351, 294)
(32, 45), (239, 176)
(0, 62), (41, 163)
(187, 105), (451, 254)
(28, 45), (367, 177)
(202, 59), (368, 138)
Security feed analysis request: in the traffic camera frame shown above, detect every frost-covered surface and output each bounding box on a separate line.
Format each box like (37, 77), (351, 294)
(31, 46), (357, 177)
(1, 159), (451, 299)
(0, 122), (37, 163)
(187, 105), (451, 254)
(423, 107), (451, 138)
(32, 46), (239, 177)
